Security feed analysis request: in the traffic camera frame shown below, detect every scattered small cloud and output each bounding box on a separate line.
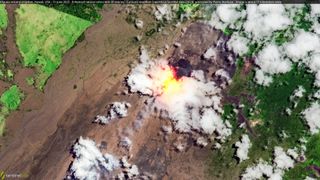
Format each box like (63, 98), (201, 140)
(235, 134), (252, 163)
(94, 102), (131, 124)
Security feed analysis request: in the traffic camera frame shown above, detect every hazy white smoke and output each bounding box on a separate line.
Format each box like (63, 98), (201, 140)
(126, 47), (232, 139)
(68, 137), (120, 180)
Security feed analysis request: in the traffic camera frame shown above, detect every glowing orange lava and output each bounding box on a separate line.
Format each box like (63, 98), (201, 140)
(161, 67), (182, 95)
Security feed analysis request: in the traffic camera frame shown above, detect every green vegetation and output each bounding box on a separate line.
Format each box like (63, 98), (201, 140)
(0, 85), (23, 135)
(16, 4), (93, 90)
(178, 3), (200, 14)
(0, 59), (13, 81)
(0, 85), (23, 111)
(208, 61), (317, 178)
(285, 133), (320, 179)
(272, 5), (312, 46)
(293, 4), (313, 31)
(208, 4), (319, 179)
(272, 28), (295, 46)
(178, 3), (202, 19)
(0, 4), (8, 33)
(253, 65), (314, 146)
(45, 4), (104, 23)
(25, 76), (34, 86)
(223, 27), (235, 36)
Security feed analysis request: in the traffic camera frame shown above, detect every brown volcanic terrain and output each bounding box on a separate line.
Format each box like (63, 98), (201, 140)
(0, 4), (232, 180)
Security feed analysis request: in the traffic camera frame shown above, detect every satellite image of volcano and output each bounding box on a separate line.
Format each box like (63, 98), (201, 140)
(0, 3), (320, 180)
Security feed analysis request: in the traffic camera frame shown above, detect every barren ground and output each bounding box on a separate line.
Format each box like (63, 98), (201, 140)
(0, 5), (227, 180)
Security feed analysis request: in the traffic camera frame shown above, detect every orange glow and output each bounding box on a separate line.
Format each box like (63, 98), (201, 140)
(162, 67), (181, 94)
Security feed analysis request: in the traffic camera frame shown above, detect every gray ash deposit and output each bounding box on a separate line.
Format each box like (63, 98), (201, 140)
(168, 22), (237, 86)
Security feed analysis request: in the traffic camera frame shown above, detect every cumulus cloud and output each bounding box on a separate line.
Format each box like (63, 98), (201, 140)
(154, 5), (175, 21)
(241, 160), (287, 180)
(302, 102), (320, 134)
(253, 44), (291, 87)
(291, 86), (306, 100)
(126, 47), (232, 139)
(203, 47), (217, 59)
(94, 102), (131, 124)
(304, 53), (320, 87)
(305, 176), (317, 180)
(196, 137), (208, 147)
(311, 4), (320, 16)
(273, 146), (295, 170)
(215, 69), (232, 84)
(255, 44), (292, 74)
(235, 134), (252, 162)
(285, 31), (320, 61)
(242, 146), (298, 180)
(241, 160), (273, 180)
(117, 157), (140, 179)
(135, 19), (143, 29)
(287, 148), (299, 160)
(208, 4), (320, 89)
(313, 89), (320, 99)
(216, 5), (245, 25)
(289, 86), (306, 108)
(244, 4), (292, 40)
(68, 137), (120, 180)
(254, 69), (273, 86)
(208, 5), (245, 30)
(227, 34), (250, 56)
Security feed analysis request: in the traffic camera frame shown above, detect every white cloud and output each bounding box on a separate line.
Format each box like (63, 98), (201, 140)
(244, 4), (292, 40)
(305, 53), (320, 87)
(126, 47), (232, 140)
(196, 137), (208, 147)
(215, 69), (231, 84)
(94, 102), (131, 124)
(273, 146), (295, 170)
(135, 19), (143, 29)
(305, 176), (317, 180)
(117, 157), (140, 179)
(312, 22), (320, 35)
(313, 89), (320, 99)
(216, 5), (244, 24)
(235, 134), (252, 162)
(290, 86), (306, 108)
(241, 160), (273, 180)
(268, 169), (284, 180)
(287, 148), (299, 160)
(154, 5), (174, 21)
(254, 69), (273, 86)
(69, 137), (120, 180)
(303, 102), (320, 134)
(227, 34), (250, 56)
(255, 44), (292, 74)
(242, 146), (299, 180)
(254, 44), (292, 86)
(291, 86), (306, 99)
(203, 47), (217, 59)
(208, 5), (245, 30)
(285, 31), (320, 61)
(311, 4), (320, 16)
